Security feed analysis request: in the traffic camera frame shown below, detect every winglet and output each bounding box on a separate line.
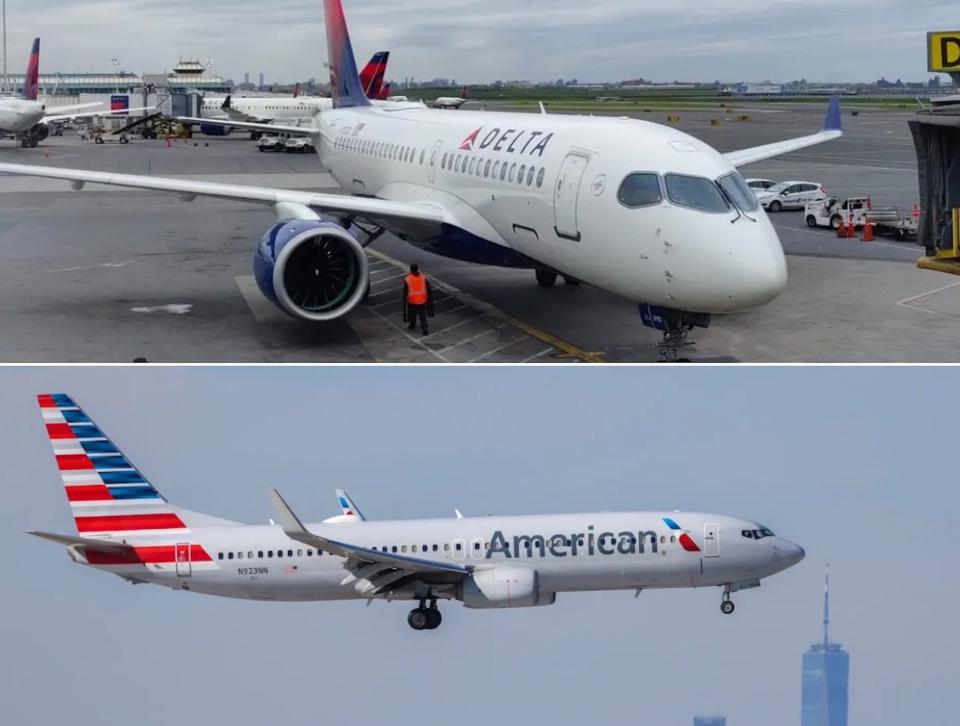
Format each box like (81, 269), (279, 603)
(335, 489), (366, 520)
(221, 95), (232, 111)
(822, 96), (841, 133)
(538, 101), (547, 115)
(268, 488), (310, 538)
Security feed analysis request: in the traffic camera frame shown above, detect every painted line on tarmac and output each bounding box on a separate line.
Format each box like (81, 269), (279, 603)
(897, 280), (960, 318)
(365, 248), (604, 363)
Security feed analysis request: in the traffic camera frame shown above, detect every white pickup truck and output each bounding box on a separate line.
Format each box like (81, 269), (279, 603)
(804, 196), (918, 239)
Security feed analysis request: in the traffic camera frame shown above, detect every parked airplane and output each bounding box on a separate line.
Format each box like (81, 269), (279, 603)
(0, 1), (842, 358)
(29, 394), (805, 630)
(433, 86), (469, 109)
(0, 38), (153, 147)
(197, 51), (392, 136)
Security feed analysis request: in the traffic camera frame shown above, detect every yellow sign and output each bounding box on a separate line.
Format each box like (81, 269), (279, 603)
(928, 31), (960, 72)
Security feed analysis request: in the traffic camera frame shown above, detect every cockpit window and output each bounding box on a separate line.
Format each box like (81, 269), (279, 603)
(742, 528), (775, 539)
(664, 174), (729, 213)
(718, 173), (759, 212)
(618, 173), (662, 208)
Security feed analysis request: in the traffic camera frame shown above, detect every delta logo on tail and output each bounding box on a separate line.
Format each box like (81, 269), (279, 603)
(24, 38), (40, 101)
(662, 517), (701, 552)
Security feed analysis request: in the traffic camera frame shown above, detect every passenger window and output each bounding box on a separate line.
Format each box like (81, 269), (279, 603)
(518, 164), (526, 184)
(258, 551), (264, 558)
(392, 546), (398, 552)
(660, 536), (665, 544)
(455, 156), (461, 172)
(618, 173), (661, 207)
(412, 545), (418, 553)
(401, 545), (408, 553)
(474, 542), (481, 550)
(237, 552), (243, 560)
(420, 149), (425, 164)
(422, 544), (428, 551)
(268, 550), (273, 558)
(228, 552), (234, 559)
(483, 160), (491, 178)
(218, 552), (223, 560)
(670, 536), (676, 543)
(500, 163), (507, 181)
(287, 550), (292, 557)
(509, 163), (517, 182)
(467, 157), (475, 174)
(432, 544), (439, 551)
(441, 152), (448, 168)
(455, 543), (462, 551)
(526, 166), (535, 186)
(493, 161), (500, 178)
(444, 543), (450, 551)
(664, 174), (729, 213)
(536, 167), (545, 188)
(430, 149), (437, 167)
(297, 549), (302, 557)
(307, 549), (312, 556)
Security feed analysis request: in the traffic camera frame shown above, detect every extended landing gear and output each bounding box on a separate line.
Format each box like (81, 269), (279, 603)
(637, 304), (711, 362)
(407, 598), (442, 630)
(535, 269), (557, 288)
(720, 587), (735, 615)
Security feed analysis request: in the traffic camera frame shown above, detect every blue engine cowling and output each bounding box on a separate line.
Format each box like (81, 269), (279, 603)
(200, 123), (231, 136)
(254, 219), (369, 322)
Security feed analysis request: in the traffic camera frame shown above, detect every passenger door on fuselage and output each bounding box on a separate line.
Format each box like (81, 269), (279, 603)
(553, 151), (590, 241)
(428, 140), (443, 184)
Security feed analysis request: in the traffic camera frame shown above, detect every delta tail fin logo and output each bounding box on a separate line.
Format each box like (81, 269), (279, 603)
(459, 127), (481, 150)
(663, 517), (701, 552)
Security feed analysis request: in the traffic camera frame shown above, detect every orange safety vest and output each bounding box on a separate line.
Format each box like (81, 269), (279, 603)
(405, 273), (428, 305)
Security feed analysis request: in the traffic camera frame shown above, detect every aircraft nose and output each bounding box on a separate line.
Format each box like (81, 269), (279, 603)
(777, 539), (805, 568)
(739, 226), (788, 307)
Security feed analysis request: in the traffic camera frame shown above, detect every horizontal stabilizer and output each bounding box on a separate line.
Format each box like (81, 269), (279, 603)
(27, 530), (133, 554)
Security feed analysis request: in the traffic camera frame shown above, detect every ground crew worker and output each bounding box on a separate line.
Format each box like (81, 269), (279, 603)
(402, 263), (433, 335)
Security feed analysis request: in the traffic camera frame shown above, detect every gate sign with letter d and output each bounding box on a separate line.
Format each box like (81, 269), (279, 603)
(928, 31), (960, 72)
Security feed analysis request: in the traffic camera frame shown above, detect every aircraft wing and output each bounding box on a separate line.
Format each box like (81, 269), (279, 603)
(724, 96), (842, 167)
(44, 105), (157, 124)
(41, 101), (102, 117)
(0, 161), (453, 232)
(176, 116), (316, 136)
(269, 488), (468, 596)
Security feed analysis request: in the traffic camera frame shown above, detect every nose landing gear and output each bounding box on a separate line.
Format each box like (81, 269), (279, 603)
(407, 598), (442, 630)
(638, 304), (711, 362)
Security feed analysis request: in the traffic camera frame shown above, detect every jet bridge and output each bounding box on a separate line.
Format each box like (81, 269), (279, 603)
(915, 31), (960, 275)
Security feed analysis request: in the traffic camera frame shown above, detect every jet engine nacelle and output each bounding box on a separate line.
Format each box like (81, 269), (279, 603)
(200, 123), (231, 136)
(29, 124), (50, 142)
(459, 567), (555, 609)
(253, 218), (369, 322)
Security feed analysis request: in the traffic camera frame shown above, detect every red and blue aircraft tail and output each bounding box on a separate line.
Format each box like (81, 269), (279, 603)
(23, 38), (40, 101)
(359, 51), (389, 100)
(37, 394), (234, 537)
(324, 0), (371, 108)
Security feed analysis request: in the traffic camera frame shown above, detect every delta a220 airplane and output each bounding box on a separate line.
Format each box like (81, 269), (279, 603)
(29, 394), (805, 630)
(0, 1), (842, 359)
(0, 38), (153, 148)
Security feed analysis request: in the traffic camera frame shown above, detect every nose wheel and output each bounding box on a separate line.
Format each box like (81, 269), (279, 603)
(407, 598), (442, 630)
(720, 586), (735, 614)
(638, 305), (710, 362)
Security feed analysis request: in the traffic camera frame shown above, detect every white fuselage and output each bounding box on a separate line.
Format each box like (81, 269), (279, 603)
(310, 104), (787, 313)
(201, 96), (331, 121)
(433, 97), (467, 109)
(78, 511), (803, 602)
(0, 97), (45, 134)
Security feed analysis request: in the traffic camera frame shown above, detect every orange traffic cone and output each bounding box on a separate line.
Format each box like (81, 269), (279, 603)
(862, 222), (874, 242)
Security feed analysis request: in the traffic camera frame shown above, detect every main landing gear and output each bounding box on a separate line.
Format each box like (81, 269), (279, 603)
(407, 598), (442, 630)
(720, 586), (735, 615)
(535, 269), (581, 288)
(637, 304), (711, 362)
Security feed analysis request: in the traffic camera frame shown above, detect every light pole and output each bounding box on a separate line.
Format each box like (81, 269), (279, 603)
(3, 0), (8, 94)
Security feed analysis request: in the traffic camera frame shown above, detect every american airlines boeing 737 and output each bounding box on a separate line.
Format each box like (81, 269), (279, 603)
(30, 394), (805, 630)
(0, 1), (842, 358)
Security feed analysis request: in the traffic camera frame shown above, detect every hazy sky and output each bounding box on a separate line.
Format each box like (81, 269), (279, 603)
(1, 366), (955, 726)
(5, 0), (955, 84)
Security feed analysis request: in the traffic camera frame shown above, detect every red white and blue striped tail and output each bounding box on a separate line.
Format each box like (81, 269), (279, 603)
(37, 394), (232, 536)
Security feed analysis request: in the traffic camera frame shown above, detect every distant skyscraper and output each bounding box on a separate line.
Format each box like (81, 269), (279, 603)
(802, 567), (850, 726)
(694, 717), (726, 726)
(244, 72), (250, 85)
(258, 72), (265, 89)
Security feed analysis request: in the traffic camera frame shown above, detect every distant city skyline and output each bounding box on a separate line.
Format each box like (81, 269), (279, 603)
(802, 568), (850, 726)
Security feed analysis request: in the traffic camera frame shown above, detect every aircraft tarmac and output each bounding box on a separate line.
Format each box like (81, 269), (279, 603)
(0, 104), (956, 362)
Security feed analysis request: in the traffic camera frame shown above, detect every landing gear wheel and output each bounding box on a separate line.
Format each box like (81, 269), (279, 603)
(425, 607), (442, 630)
(562, 275), (581, 286)
(407, 608), (429, 630)
(535, 269), (557, 288)
(721, 600), (735, 615)
(768, 200), (782, 213)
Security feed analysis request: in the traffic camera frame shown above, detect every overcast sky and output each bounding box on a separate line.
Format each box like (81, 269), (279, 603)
(1, 366), (955, 726)
(3, 0), (955, 84)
